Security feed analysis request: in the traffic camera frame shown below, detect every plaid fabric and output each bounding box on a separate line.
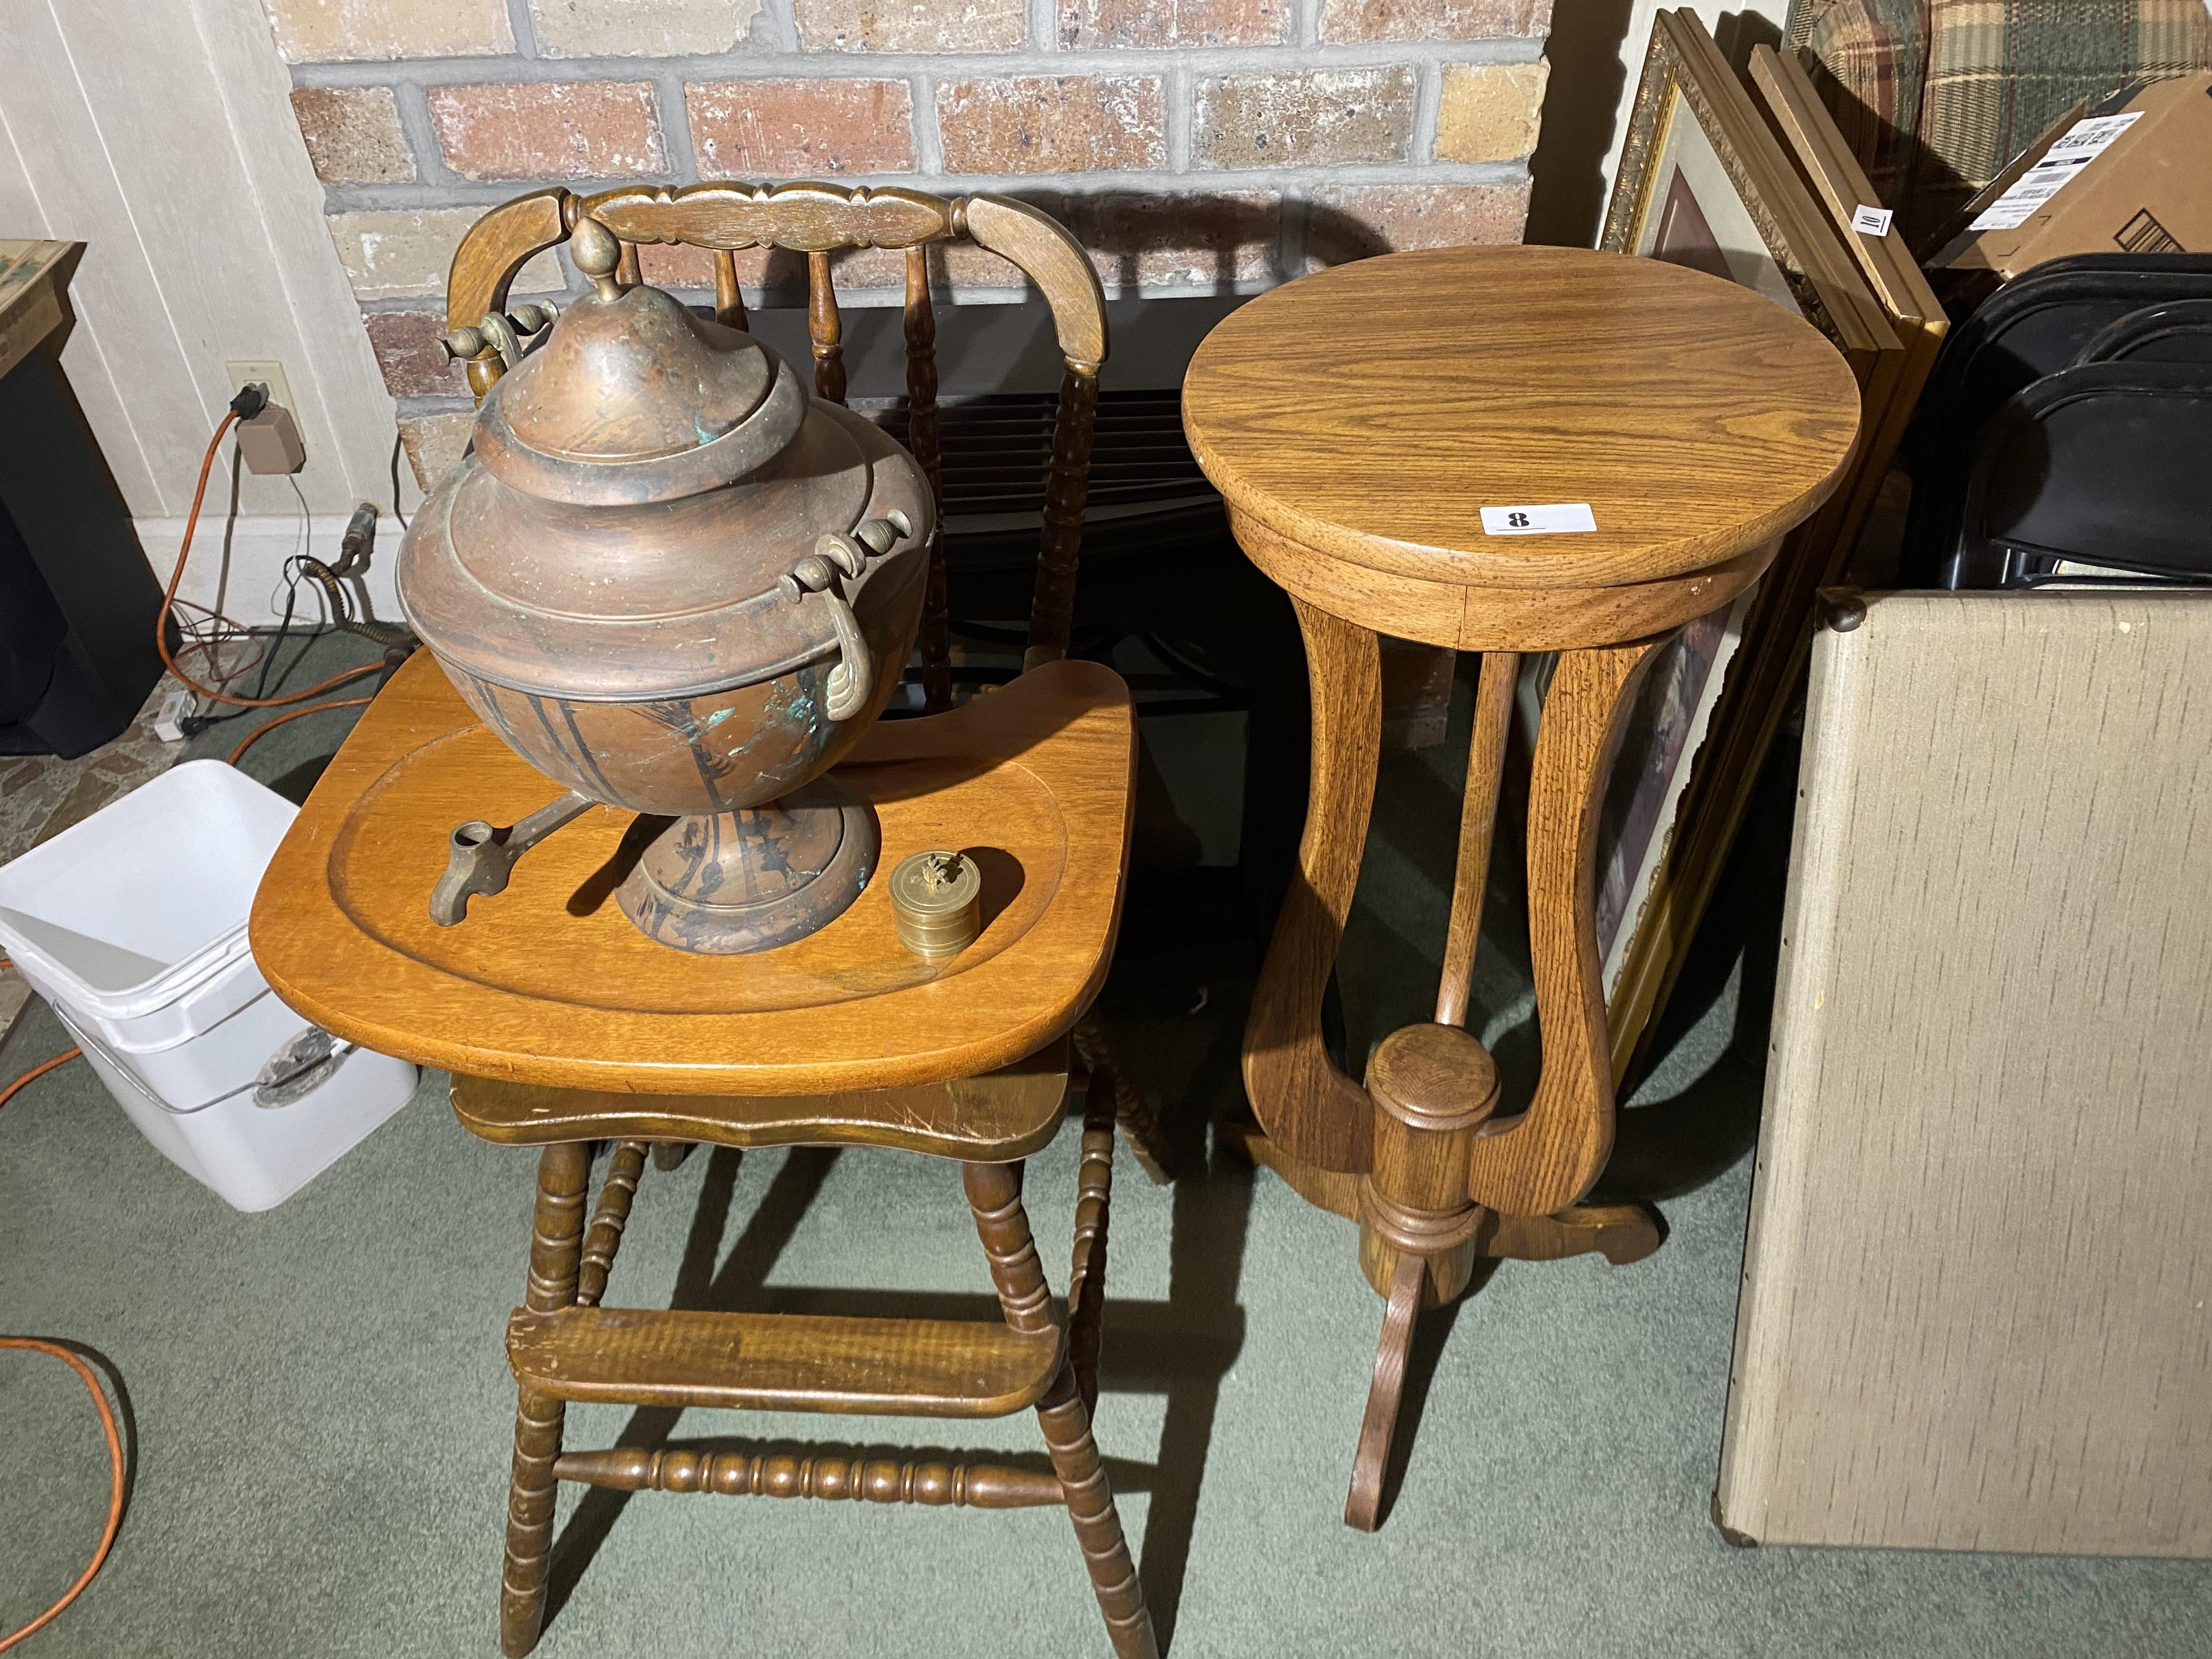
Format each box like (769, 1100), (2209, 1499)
(1786, 0), (2212, 244)
(1785, 1), (1931, 220)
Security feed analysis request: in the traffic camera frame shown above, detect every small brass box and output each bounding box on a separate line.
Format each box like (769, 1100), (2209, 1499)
(888, 850), (982, 957)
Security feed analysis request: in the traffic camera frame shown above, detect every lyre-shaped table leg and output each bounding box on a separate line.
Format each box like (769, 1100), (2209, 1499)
(1236, 621), (1667, 1531)
(1465, 635), (1665, 1217)
(1243, 596), (1382, 1176)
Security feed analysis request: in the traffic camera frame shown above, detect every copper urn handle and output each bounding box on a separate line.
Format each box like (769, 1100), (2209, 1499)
(781, 512), (913, 723)
(816, 584), (873, 721)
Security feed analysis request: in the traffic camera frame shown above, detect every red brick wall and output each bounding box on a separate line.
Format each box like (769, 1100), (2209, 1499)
(265, 0), (1550, 475)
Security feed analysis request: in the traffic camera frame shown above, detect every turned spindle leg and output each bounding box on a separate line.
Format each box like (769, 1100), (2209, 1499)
(575, 1140), (647, 1308)
(500, 1139), (590, 1657)
(1074, 1013), (1175, 1186)
(1066, 1074), (1118, 1415)
(1343, 1023), (1501, 1532)
(965, 1161), (1159, 1659)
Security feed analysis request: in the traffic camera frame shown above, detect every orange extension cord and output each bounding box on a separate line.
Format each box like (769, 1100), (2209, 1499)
(0, 960), (115, 1650)
(0, 402), (387, 1646)
(226, 696), (374, 767)
(0, 1043), (78, 1109)
(0, 959), (79, 1111)
(158, 410), (381, 710)
(0, 1339), (124, 1653)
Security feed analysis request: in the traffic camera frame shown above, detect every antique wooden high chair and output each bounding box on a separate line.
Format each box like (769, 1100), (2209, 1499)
(252, 183), (1164, 1658)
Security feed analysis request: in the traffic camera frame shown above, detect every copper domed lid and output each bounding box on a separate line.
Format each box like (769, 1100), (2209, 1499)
(395, 212), (935, 704)
(469, 215), (807, 507)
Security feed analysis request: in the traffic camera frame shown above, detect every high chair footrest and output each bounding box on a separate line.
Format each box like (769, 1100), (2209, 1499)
(507, 1306), (1063, 1417)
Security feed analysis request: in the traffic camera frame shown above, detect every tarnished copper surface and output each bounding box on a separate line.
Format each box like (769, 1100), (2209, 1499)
(396, 214), (935, 954)
(408, 407), (919, 701)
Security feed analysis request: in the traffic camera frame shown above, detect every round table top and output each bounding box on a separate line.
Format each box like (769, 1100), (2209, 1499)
(1182, 245), (1863, 591)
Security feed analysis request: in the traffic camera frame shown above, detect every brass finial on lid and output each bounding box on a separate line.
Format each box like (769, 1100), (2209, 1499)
(571, 215), (624, 303)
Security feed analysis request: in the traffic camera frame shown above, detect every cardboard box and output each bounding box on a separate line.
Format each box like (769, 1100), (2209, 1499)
(1930, 72), (2212, 281)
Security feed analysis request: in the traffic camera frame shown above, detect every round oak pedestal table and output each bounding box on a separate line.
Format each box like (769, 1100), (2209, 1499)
(1181, 245), (1862, 1530)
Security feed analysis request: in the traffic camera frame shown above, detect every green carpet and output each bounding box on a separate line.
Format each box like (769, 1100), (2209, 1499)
(3, 650), (2207, 1657)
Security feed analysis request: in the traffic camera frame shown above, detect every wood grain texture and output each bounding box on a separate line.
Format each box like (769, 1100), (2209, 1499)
(1232, 508), (1775, 654)
(1472, 1203), (1660, 1266)
(580, 180), (954, 253)
(1184, 245), (1861, 593)
(508, 1304), (1063, 1417)
(251, 652), (1137, 1097)
(958, 194), (1108, 369)
(452, 1040), (1069, 1157)
(964, 1160), (1057, 1335)
(1359, 1022), (1497, 1305)
(1465, 637), (1663, 1216)
(1435, 650), (1517, 1028)
(1241, 597), (1381, 1175)
(1718, 593), (2212, 1556)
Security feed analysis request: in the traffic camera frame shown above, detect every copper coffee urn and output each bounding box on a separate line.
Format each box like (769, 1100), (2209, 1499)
(397, 217), (935, 954)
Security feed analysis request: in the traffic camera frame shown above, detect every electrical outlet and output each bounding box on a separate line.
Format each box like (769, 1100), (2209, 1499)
(226, 359), (297, 415)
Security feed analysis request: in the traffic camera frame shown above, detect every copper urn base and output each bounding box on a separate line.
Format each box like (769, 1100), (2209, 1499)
(614, 777), (878, 955)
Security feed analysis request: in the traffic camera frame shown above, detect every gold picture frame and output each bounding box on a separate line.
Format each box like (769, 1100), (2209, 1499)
(1749, 40), (1948, 558)
(1590, 9), (1903, 1085)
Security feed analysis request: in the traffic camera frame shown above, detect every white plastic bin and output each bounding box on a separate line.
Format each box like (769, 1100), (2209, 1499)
(0, 760), (415, 1210)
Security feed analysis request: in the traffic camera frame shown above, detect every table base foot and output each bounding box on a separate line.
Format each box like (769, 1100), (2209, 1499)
(1344, 1250), (1425, 1532)
(1219, 1120), (1662, 1266)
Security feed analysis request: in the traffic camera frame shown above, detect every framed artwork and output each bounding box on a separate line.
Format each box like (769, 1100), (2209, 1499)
(1594, 586), (1756, 998)
(1585, 9), (1904, 1084)
(1748, 40), (1949, 577)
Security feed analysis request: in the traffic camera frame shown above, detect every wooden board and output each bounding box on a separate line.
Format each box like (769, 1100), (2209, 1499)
(1182, 244), (1862, 596)
(1718, 592), (2212, 1556)
(0, 239), (73, 381)
(449, 1037), (1069, 1159)
(251, 652), (1135, 1096)
(507, 1305), (1062, 1418)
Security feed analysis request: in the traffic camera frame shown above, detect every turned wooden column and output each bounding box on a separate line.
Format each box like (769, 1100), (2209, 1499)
(1358, 1024), (1498, 1309)
(1182, 245), (1862, 1528)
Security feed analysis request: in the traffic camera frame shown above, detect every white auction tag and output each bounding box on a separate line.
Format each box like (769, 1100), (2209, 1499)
(1851, 204), (1895, 236)
(1480, 503), (1597, 536)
